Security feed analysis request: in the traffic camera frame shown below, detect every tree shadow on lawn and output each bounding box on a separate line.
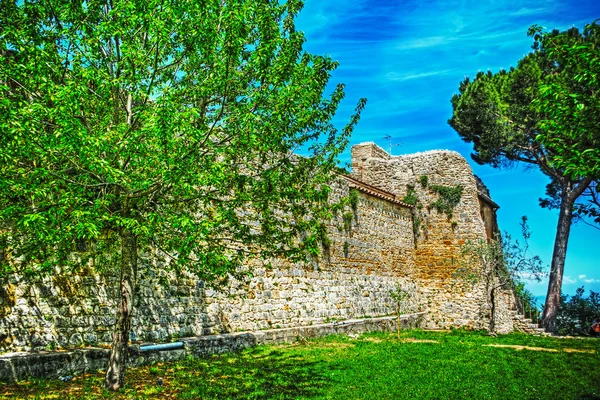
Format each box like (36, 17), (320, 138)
(173, 349), (338, 399)
(0, 348), (343, 399)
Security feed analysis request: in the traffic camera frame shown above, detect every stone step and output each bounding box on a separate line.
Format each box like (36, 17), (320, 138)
(533, 328), (550, 336)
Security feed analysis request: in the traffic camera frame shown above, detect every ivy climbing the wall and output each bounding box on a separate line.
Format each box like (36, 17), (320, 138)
(342, 212), (354, 234)
(349, 188), (359, 215)
(413, 175), (463, 220)
(402, 177), (463, 244)
(429, 185), (463, 219)
(402, 185), (419, 207)
(330, 187), (360, 258)
(316, 222), (330, 254)
(402, 185), (424, 246)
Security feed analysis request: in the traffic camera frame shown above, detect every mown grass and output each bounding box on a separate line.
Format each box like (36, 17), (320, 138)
(1, 330), (599, 399)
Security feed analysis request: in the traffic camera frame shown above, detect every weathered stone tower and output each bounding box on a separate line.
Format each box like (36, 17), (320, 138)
(351, 142), (507, 330)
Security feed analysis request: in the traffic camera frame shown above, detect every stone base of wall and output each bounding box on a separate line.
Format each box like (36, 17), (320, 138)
(0, 313), (426, 383)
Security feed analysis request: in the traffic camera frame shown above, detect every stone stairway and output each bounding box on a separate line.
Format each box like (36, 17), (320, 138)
(510, 310), (550, 336)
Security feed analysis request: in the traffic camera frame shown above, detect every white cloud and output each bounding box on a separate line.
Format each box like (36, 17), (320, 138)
(575, 274), (600, 283)
(385, 69), (455, 82)
(510, 7), (552, 17)
(564, 276), (577, 284)
(394, 36), (455, 51)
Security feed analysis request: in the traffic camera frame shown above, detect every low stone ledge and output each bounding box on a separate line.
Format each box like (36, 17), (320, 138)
(0, 348), (110, 383)
(0, 313), (425, 383)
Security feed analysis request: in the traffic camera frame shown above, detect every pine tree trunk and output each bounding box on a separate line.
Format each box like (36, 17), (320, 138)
(105, 230), (138, 391)
(541, 195), (574, 333)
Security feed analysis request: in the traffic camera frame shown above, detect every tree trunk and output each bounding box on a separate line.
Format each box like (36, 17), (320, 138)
(397, 305), (401, 339)
(541, 194), (574, 333)
(105, 230), (138, 391)
(489, 285), (496, 334)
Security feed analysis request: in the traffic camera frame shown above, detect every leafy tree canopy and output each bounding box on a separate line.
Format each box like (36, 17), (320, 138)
(530, 22), (600, 180)
(450, 21), (599, 180)
(556, 287), (600, 336)
(0, 0), (365, 389)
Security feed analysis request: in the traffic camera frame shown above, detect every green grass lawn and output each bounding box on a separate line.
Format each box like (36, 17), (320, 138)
(2, 330), (599, 399)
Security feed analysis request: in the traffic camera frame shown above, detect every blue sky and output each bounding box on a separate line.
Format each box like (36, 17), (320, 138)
(295, 0), (600, 298)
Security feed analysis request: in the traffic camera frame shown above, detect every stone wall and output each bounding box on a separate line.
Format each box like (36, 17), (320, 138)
(0, 143), (521, 355)
(1, 177), (420, 352)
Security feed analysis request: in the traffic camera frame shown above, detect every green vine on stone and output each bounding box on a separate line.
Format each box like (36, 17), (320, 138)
(412, 212), (422, 235)
(402, 184), (424, 246)
(402, 185), (419, 206)
(429, 185), (463, 219)
(334, 189), (360, 257)
(342, 212), (354, 233)
(349, 188), (359, 214)
(316, 223), (330, 253)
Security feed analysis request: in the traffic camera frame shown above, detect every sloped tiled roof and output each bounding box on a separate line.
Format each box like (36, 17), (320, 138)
(340, 175), (413, 208)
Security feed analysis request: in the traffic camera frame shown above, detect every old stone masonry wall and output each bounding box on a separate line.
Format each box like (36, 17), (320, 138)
(0, 143), (516, 353)
(351, 142), (516, 333)
(1, 176), (420, 352)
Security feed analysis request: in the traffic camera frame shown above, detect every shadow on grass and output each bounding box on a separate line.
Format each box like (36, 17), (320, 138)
(0, 349), (336, 399)
(170, 348), (335, 399)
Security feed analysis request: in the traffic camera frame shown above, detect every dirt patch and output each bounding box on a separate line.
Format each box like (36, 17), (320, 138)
(361, 337), (383, 343)
(306, 342), (355, 349)
(563, 348), (596, 354)
(484, 344), (595, 354)
(400, 338), (440, 344)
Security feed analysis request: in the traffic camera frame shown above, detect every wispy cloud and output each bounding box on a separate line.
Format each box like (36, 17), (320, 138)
(578, 274), (600, 284)
(385, 69), (455, 82)
(394, 36), (455, 51)
(511, 7), (552, 17)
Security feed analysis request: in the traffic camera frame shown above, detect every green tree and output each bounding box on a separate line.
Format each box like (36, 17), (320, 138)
(530, 22), (600, 180)
(389, 281), (418, 339)
(455, 217), (544, 334)
(555, 287), (600, 336)
(449, 21), (599, 333)
(0, 0), (365, 390)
